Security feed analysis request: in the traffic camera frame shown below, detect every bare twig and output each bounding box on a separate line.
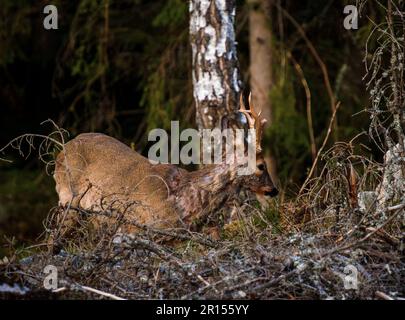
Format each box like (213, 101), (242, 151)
(299, 102), (341, 196)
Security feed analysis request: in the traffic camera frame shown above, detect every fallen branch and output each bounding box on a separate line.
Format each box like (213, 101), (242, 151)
(54, 285), (126, 300)
(375, 291), (394, 300)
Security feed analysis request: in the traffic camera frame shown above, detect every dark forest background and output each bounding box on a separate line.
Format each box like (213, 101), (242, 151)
(0, 0), (383, 247)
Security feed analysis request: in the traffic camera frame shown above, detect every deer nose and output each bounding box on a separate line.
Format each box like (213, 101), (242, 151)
(264, 188), (279, 198)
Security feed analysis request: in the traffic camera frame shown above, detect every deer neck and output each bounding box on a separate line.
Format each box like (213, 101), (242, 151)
(168, 163), (242, 226)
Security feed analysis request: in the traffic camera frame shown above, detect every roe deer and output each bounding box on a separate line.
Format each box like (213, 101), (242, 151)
(53, 93), (278, 238)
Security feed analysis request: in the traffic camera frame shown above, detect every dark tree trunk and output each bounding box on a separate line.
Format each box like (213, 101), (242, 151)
(248, 0), (277, 181)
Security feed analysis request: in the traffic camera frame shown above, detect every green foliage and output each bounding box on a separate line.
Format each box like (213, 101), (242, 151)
(141, 0), (191, 134)
(267, 64), (309, 183)
(152, 0), (187, 28)
(142, 71), (175, 132)
(48, 0), (191, 141)
(0, 0), (32, 66)
(0, 169), (56, 253)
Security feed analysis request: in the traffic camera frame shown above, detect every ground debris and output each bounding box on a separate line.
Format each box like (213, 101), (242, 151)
(1, 214), (403, 300)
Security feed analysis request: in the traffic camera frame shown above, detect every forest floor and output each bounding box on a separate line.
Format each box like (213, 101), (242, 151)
(0, 202), (404, 300)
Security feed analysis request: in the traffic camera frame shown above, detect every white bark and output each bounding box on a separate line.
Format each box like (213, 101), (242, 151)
(358, 141), (405, 215)
(376, 140), (405, 212)
(189, 0), (241, 130)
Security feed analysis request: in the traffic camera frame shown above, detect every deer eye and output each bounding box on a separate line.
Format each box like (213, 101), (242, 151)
(257, 163), (265, 171)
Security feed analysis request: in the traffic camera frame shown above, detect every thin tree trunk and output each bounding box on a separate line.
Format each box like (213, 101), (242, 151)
(248, 0), (277, 181)
(189, 0), (241, 132)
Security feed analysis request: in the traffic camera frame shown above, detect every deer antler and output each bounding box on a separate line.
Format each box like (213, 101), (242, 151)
(239, 92), (268, 153)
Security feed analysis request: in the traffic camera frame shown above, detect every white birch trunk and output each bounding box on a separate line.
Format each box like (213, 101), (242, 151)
(189, 0), (241, 131)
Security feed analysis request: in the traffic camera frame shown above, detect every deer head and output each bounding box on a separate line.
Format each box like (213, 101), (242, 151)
(237, 92), (278, 199)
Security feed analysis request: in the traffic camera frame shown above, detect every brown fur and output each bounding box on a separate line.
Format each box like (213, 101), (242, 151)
(53, 132), (277, 236)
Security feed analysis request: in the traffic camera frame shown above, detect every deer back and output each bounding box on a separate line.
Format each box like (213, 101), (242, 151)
(54, 133), (186, 231)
